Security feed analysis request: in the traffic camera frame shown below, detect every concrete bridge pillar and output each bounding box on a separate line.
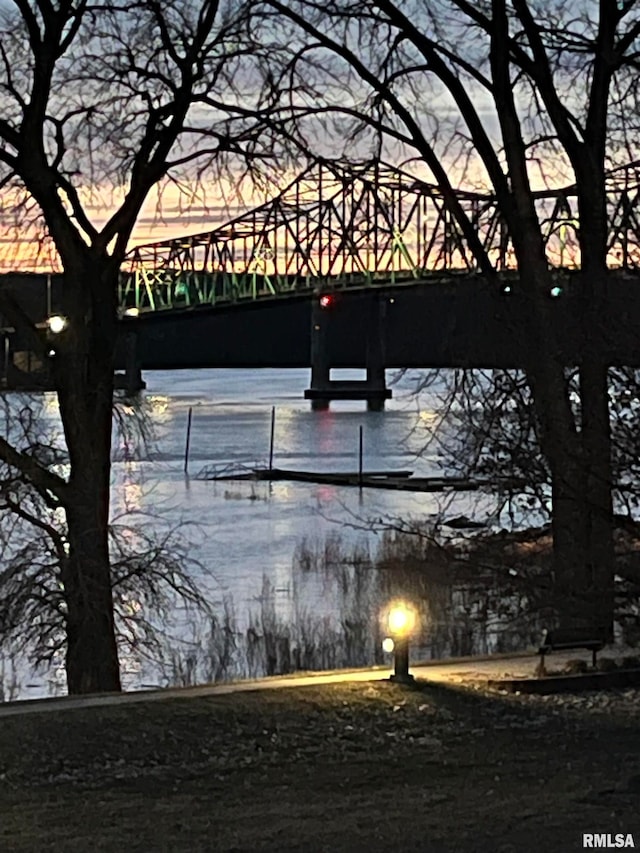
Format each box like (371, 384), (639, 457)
(115, 330), (146, 395)
(365, 293), (388, 411)
(304, 291), (391, 410)
(307, 295), (331, 410)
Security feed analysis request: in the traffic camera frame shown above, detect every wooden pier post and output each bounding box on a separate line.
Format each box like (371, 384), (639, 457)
(269, 406), (276, 469)
(184, 406), (193, 474)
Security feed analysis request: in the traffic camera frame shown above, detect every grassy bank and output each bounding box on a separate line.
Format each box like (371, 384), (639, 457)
(1, 680), (639, 852)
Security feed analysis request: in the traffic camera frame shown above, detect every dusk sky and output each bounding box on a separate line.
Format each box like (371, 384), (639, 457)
(0, 1), (637, 273)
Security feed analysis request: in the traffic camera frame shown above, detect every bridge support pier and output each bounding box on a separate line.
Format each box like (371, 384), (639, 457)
(364, 293), (389, 412)
(115, 331), (146, 395)
(306, 295), (331, 410)
(304, 292), (391, 410)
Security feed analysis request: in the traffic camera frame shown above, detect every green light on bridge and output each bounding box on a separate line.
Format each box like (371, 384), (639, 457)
(550, 285), (563, 298)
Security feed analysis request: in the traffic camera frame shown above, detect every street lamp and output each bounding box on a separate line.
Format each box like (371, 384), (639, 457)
(385, 600), (417, 684)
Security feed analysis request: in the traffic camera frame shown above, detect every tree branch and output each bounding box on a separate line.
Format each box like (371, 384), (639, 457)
(0, 437), (67, 501)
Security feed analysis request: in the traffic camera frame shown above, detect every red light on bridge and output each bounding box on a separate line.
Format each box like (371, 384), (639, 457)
(319, 294), (335, 309)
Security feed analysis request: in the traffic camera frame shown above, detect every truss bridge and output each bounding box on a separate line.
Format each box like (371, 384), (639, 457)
(116, 158), (640, 406)
(121, 158), (640, 312)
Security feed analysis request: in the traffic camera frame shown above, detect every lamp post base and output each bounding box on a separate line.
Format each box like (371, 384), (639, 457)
(390, 636), (413, 683)
(390, 672), (415, 684)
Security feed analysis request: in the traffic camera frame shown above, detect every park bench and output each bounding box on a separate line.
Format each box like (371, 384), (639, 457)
(538, 626), (607, 669)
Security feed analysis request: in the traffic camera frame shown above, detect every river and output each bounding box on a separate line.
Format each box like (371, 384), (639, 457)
(1, 367), (504, 700)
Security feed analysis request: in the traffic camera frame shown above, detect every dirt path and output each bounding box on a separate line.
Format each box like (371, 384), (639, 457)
(1, 679), (638, 852)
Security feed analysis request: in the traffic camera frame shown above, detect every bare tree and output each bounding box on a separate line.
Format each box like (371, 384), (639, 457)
(256, 0), (640, 631)
(0, 1), (277, 693)
(0, 432), (211, 690)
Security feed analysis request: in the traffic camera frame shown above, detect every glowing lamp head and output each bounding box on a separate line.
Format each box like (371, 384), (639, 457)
(319, 294), (334, 309)
(47, 315), (67, 334)
(382, 637), (395, 653)
(124, 307), (140, 317)
(386, 601), (417, 636)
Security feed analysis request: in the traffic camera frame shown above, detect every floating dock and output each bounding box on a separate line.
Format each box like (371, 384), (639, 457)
(195, 463), (521, 493)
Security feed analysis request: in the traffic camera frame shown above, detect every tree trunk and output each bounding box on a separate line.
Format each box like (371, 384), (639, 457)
(522, 299), (611, 629)
(485, 6), (615, 632)
(531, 373), (590, 627)
(530, 355), (613, 631)
(550, 449), (589, 624)
(509, 240), (614, 632)
(575, 164), (615, 635)
(62, 496), (122, 694)
(530, 346), (614, 632)
(579, 355), (615, 635)
(55, 258), (122, 694)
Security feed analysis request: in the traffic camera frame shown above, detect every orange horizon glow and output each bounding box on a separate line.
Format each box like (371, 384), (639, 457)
(0, 172), (270, 274)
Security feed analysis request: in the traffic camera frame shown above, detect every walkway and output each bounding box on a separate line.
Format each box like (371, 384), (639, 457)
(0, 649), (602, 718)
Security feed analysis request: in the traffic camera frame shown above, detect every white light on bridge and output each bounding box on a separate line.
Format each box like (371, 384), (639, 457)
(47, 315), (67, 334)
(124, 307), (140, 317)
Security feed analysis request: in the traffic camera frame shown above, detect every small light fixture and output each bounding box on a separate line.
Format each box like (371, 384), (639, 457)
(47, 315), (67, 334)
(385, 600), (417, 684)
(387, 603), (416, 635)
(123, 307), (140, 318)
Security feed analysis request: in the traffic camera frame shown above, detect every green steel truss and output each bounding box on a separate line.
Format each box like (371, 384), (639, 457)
(120, 159), (640, 313)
